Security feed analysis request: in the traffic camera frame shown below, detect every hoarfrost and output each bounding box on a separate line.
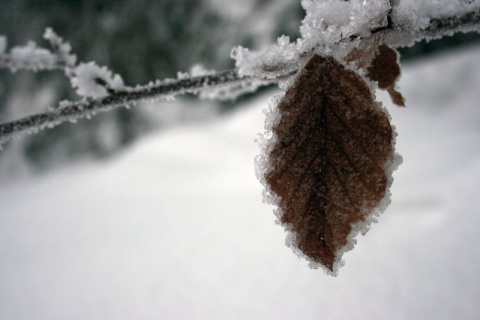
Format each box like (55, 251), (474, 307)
(199, 78), (269, 101)
(70, 62), (124, 98)
(232, 0), (392, 79)
(189, 64), (215, 77)
(43, 27), (77, 67)
(7, 42), (57, 72)
(300, 0), (390, 42)
(233, 0), (480, 78)
(397, 0), (480, 21)
(176, 71), (190, 80)
(231, 35), (301, 79)
(0, 27), (77, 72)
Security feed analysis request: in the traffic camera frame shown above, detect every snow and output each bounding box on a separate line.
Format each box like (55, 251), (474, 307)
(1, 45), (480, 319)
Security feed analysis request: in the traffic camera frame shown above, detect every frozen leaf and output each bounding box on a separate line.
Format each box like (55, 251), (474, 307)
(263, 54), (397, 274)
(367, 45), (405, 106)
(346, 44), (405, 106)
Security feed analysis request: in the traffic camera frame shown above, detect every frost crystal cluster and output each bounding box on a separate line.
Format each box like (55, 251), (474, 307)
(70, 62), (124, 98)
(232, 0), (480, 79)
(231, 0), (392, 80)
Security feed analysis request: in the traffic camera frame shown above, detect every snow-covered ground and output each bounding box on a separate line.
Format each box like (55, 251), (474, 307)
(1, 45), (480, 319)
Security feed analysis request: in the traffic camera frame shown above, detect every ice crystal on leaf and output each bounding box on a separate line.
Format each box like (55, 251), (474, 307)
(251, 0), (408, 274)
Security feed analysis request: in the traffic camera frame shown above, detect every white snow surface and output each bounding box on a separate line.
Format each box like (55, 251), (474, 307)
(1, 45), (480, 319)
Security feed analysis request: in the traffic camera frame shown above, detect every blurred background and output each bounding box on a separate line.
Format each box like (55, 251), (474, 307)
(1, 1), (480, 319)
(0, 0), (479, 176)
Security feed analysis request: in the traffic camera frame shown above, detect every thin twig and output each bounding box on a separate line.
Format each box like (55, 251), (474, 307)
(420, 10), (480, 38)
(0, 69), (247, 144)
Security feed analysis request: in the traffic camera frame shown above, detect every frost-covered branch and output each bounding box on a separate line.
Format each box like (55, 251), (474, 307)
(0, 28), (76, 72)
(419, 9), (480, 38)
(0, 69), (255, 145)
(0, 28), (277, 146)
(232, 1), (480, 79)
(1, 0), (480, 146)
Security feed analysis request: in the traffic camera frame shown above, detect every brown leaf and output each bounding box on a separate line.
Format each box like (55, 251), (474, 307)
(265, 55), (395, 273)
(366, 45), (405, 106)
